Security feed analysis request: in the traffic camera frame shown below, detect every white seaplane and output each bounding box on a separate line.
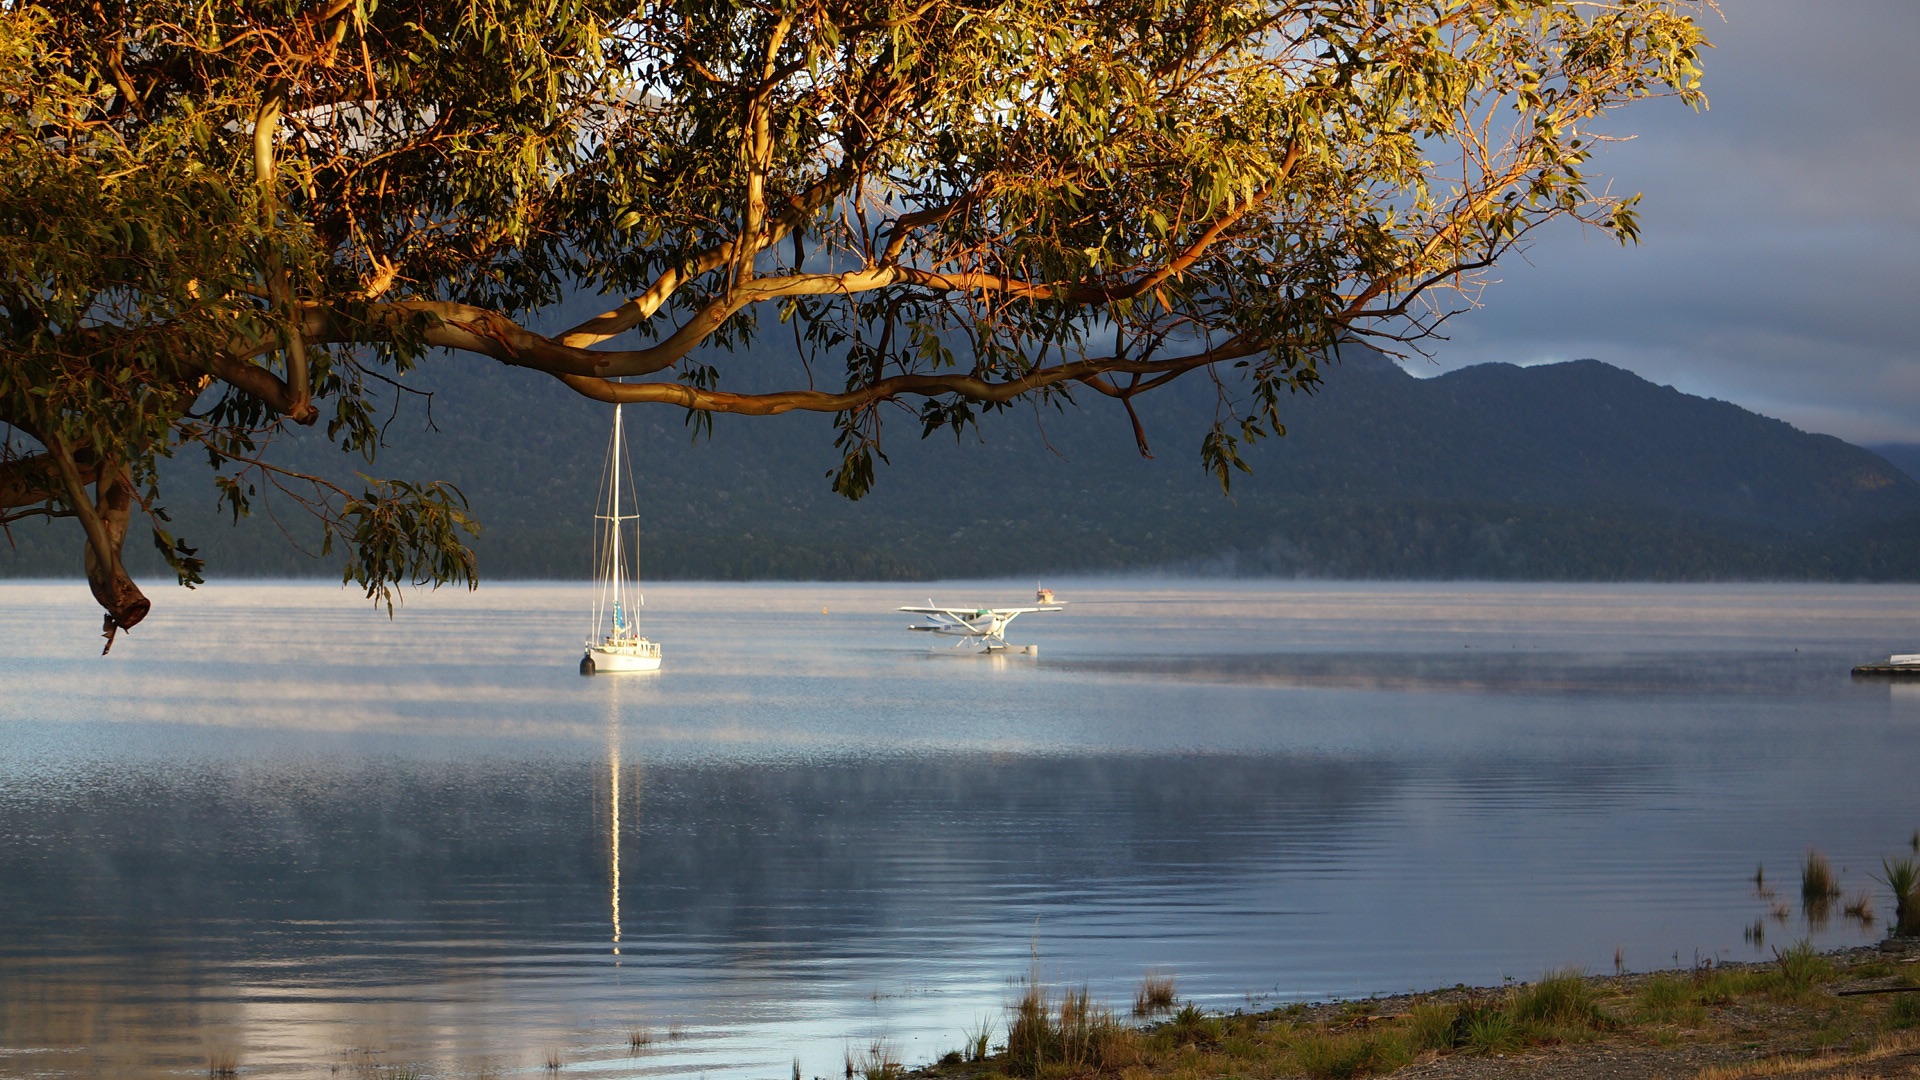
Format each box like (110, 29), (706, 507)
(900, 588), (1064, 654)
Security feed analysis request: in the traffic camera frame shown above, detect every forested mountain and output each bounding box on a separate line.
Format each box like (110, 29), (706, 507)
(7, 345), (1920, 582)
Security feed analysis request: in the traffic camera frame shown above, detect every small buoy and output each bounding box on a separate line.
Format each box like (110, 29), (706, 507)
(579, 655), (596, 676)
(822, 607), (829, 615)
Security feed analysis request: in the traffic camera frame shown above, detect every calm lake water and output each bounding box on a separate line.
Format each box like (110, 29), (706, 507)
(2, 579), (1918, 1078)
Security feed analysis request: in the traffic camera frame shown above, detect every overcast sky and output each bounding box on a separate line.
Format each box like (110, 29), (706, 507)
(1409, 0), (1920, 445)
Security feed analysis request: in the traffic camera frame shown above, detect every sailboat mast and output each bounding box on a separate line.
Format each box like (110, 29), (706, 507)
(610, 404), (623, 630)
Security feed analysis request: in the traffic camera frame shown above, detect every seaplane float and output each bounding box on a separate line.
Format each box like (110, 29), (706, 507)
(900, 588), (1064, 654)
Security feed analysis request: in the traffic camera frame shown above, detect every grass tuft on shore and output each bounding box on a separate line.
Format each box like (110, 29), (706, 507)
(1802, 849), (1841, 904)
(1880, 855), (1920, 937)
(1801, 850), (1844, 933)
(1843, 889), (1876, 925)
(1288, 1028), (1413, 1079)
(1773, 940), (1835, 996)
(855, 1039), (904, 1080)
(962, 1015), (994, 1063)
(1131, 972), (1176, 1018)
(1004, 981), (1131, 1077)
(1509, 966), (1609, 1032)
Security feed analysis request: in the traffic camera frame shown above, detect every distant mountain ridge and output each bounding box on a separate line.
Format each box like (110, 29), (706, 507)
(1267, 353), (1918, 534)
(6, 346), (1919, 581)
(1866, 443), (1920, 486)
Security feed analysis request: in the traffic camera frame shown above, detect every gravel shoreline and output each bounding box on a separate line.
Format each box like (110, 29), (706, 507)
(918, 939), (1920, 1080)
(1305, 941), (1920, 1079)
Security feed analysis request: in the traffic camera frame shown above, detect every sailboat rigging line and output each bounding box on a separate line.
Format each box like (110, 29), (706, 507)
(581, 401), (662, 672)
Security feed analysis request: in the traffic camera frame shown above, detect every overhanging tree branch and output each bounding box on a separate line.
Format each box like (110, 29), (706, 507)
(0, 0), (1715, 635)
(553, 341), (1250, 414)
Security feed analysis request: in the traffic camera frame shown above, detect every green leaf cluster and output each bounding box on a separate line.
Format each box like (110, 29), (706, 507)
(0, 0), (1712, 627)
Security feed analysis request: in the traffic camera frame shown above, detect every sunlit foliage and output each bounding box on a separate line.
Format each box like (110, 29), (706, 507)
(0, 0), (1711, 635)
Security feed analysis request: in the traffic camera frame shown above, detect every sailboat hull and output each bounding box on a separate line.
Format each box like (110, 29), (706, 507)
(584, 643), (662, 672)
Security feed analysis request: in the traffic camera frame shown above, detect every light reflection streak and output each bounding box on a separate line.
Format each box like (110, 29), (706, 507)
(609, 681), (623, 956)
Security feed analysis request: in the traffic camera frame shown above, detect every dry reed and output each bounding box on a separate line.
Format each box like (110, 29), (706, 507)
(1133, 971), (1177, 1016)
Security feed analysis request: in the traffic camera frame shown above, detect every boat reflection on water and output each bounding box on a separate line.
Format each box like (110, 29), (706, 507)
(610, 686), (625, 956)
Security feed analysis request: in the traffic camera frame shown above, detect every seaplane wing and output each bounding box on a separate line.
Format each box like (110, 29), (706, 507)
(897, 605), (1060, 618)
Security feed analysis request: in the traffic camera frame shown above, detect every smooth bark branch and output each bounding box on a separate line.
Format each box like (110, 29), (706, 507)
(45, 434), (149, 639)
(554, 245), (739, 349)
(731, 14), (792, 291)
(0, 451), (94, 515)
(83, 464), (148, 644)
(254, 83), (315, 421)
(44, 433), (117, 573)
(209, 218), (1517, 401)
(556, 162), (867, 349)
(553, 341), (1247, 414)
(204, 349), (314, 417)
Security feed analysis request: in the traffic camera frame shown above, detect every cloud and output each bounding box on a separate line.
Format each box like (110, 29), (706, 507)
(1417, 0), (1920, 444)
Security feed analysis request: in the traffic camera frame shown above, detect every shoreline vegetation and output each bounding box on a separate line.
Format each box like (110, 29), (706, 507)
(906, 941), (1920, 1080)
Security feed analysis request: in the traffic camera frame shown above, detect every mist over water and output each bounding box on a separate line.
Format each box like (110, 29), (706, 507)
(2, 580), (1917, 1078)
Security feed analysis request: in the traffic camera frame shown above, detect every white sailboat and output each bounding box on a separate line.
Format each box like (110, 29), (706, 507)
(580, 404), (662, 674)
